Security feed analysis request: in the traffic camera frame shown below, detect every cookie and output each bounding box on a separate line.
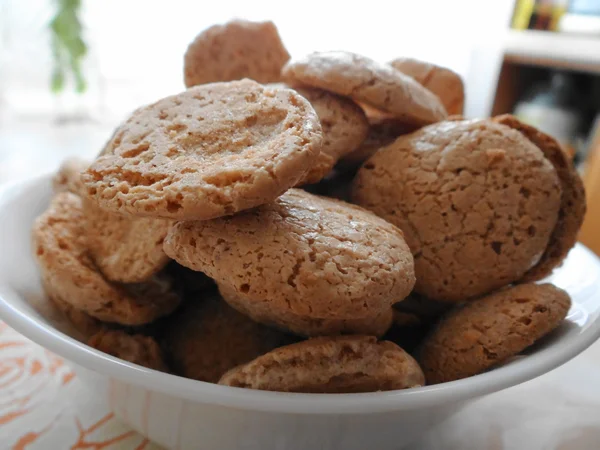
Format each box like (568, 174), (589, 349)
(43, 279), (107, 339)
(352, 118), (562, 302)
(493, 115), (586, 282)
(163, 293), (294, 383)
(184, 20), (290, 87)
(164, 189), (415, 319)
(281, 51), (447, 126)
(89, 330), (168, 372)
(218, 283), (393, 338)
(82, 80), (322, 220)
(83, 200), (172, 283)
(338, 116), (416, 169)
(219, 336), (425, 393)
(418, 283), (571, 384)
(32, 193), (181, 325)
(290, 86), (369, 184)
(390, 58), (465, 115)
(52, 157), (89, 196)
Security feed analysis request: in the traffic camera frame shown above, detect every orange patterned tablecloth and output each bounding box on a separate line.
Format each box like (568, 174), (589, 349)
(0, 321), (161, 450)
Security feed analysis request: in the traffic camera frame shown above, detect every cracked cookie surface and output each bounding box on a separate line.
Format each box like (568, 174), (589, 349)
(163, 293), (295, 383)
(352, 118), (562, 302)
(282, 51), (447, 126)
(82, 80), (322, 220)
(32, 193), (181, 325)
(218, 283), (393, 337)
(390, 57), (464, 116)
(184, 20), (290, 87)
(418, 283), (571, 384)
(219, 335), (425, 393)
(164, 189), (415, 319)
(52, 157), (89, 196)
(493, 115), (586, 282)
(83, 200), (172, 283)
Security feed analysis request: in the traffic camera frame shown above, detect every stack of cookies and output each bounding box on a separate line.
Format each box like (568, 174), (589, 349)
(32, 19), (586, 392)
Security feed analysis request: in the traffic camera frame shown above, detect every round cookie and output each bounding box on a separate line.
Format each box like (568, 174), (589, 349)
(219, 335), (425, 393)
(390, 58), (465, 116)
(83, 200), (172, 283)
(163, 293), (295, 383)
(492, 115), (586, 282)
(52, 157), (89, 196)
(281, 51), (447, 127)
(184, 20), (290, 87)
(89, 330), (168, 372)
(418, 283), (571, 384)
(290, 86), (369, 184)
(338, 116), (416, 169)
(32, 193), (181, 325)
(82, 80), (322, 220)
(164, 189), (415, 319)
(218, 283), (393, 338)
(352, 118), (562, 302)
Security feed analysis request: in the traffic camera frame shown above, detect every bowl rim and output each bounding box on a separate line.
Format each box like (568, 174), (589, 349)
(1, 174), (600, 415)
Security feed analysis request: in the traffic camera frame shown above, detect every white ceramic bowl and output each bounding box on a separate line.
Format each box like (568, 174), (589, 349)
(1, 174), (600, 450)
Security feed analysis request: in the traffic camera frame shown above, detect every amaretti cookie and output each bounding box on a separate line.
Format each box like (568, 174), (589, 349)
(219, 283), (393, 338)
(163, 293), (295, 383)
(164, 189), (415, 319)
(282, 51), (447, 126)
(390, 58), (465, 115)
(82, 80), (322, 220)
(219, 335), (425, 393)
(353, 118), (563, 302)
(52, 157), (89, 196)
(184, 20), (290, 87)
(89, 330), (168, 372)
(32, 193), (181, 325)
(418, 283), (571, 384)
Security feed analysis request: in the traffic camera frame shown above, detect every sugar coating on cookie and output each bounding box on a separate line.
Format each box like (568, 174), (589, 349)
(218, 283), (393, 338)
(390, 58), (465, 116)
(52, 157), (89, 197)
(353, 118), (562, 302)
(163, 293), (295, 383)
(83, 80), (322, 220)
(219, 335), (425, 393)
(83, 200), (172, 283)
(184, 20), (290, 87)
(282, 51), (447, 126)
(89, 330), (168, 372)
(493, 115), (586, 282)
(32, 193), (181, 325)
(164, 189), (415, 319)
(290, 86), (369, 184)
(418, 283), (571, 384)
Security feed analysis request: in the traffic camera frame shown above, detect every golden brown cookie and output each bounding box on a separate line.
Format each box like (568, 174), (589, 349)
(163, 293), (295, 383)
(290, 86), (368, 184)
(352, 118), (562, 302)
(52, 157), (89, 196)
(89, 330), (168, 372)
(164, 189), (415, 319)
(32, 193), (181, 325)
(418, 283), (571, 384)
(82, 80), (322, 220)
(219, 336), (425, 393)
(83, 200), (172, 283)
(338, 116), (416, 169)
(281, 51), (447, 126)
(218, 283), (393, 338)
(43, 279), (107, 339)
(492, 115), (586, 282)
(389, 58), (465, 116)
(184, 20), (290, 87)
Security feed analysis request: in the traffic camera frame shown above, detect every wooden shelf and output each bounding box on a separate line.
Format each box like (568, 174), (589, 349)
(503, 30), (600, 73)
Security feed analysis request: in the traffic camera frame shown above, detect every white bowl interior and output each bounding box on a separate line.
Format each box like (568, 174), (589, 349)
(1, 174), (600, 415)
